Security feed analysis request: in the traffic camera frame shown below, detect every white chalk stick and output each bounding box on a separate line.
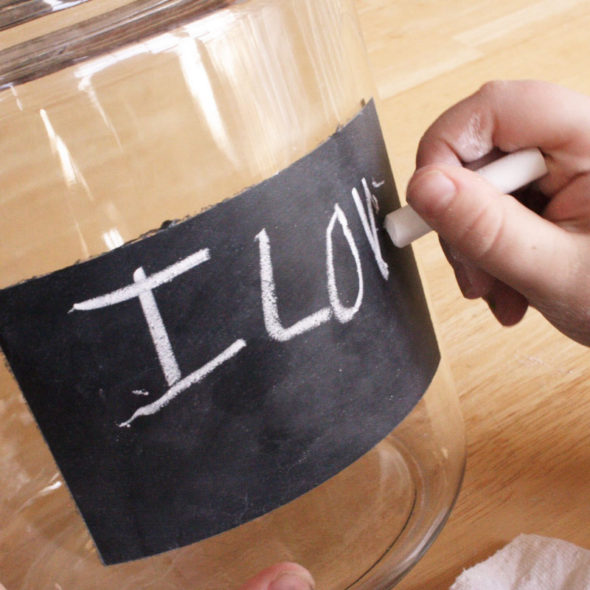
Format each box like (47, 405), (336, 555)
(384, 147), (548, 248)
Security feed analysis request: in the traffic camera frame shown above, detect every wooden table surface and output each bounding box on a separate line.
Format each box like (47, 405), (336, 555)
(1, 2), (589, 589)
(356, 0), (590, 588)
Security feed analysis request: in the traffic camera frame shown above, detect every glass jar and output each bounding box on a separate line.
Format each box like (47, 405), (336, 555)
(0, 1), (465, 588)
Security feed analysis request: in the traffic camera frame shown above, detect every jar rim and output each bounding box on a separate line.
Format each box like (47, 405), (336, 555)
(0, 0), (234, 90)
(1, 0), (92, 31)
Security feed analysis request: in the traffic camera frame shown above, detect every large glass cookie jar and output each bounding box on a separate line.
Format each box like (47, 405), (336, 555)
(0, 1), (465, 588)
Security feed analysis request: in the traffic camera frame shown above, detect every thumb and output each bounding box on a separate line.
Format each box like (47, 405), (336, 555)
(237, 562), (315, 590)
(406, 164), (576, 302)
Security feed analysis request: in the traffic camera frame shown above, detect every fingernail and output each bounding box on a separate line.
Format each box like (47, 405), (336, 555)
(408, 169), (456, 220)
(269, 572), (314, 590)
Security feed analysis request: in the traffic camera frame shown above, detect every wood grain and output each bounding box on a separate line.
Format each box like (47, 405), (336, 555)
(0, 1), (589, 587)
(356, 0), (590, 587)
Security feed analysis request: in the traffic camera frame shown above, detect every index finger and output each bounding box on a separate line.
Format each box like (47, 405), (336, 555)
(416, 80), (590, 195)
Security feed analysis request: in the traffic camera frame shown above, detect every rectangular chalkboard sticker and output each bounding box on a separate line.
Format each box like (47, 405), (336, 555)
(0, 99), (440, 564)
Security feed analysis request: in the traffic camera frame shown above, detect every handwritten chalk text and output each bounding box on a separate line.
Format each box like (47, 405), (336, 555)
(71, 178), (389, 426)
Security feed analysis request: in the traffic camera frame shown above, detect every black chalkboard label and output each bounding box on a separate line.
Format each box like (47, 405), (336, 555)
(0, 100), (439, 564)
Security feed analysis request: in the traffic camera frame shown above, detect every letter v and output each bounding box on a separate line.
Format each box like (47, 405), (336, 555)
(351, 178), (389, 280)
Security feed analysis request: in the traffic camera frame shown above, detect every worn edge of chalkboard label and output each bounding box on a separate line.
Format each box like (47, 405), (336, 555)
(0, 99), (440, 564)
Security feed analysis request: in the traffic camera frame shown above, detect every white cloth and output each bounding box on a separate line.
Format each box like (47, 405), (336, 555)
(450, 534), (590, 590)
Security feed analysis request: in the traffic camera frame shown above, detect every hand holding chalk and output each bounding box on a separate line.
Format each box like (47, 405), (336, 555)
(384, 148), (548, 248)
(391, 80), (590, 346)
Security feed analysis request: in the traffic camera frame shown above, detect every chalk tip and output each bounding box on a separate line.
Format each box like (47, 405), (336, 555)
(384, 206), (431, 248)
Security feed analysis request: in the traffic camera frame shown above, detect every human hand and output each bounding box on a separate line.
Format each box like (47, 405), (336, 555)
(406, 80), (590, 346)
(237, 562), (314, 590)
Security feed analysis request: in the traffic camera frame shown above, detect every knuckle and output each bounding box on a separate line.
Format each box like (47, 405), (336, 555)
(477, 79), (507, 100)
(456, 196), (506, 263)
